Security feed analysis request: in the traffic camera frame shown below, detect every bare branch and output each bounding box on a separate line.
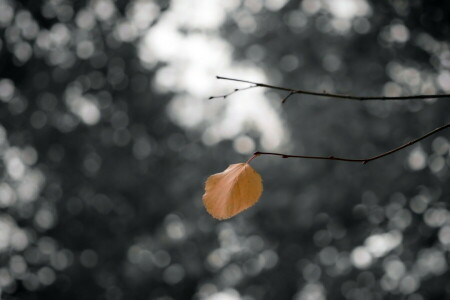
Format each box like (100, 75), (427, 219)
(216, 75), (450, 102)
(249, 122), (450, 164)
(209, 84), (257, 100)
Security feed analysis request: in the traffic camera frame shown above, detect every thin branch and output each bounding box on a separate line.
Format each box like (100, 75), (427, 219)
(250, 122), (450, 164)
(216, 76), (450, 102)
(281, 91), (295, 104)
(209, 84), (257, 100)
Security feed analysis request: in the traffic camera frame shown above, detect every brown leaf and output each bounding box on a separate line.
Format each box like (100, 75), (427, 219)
(203, 163), (263, 219)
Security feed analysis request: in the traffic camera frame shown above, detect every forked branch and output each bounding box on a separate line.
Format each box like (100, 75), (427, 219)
(214, 76), (450, 103)
(247, 122), (450, 164)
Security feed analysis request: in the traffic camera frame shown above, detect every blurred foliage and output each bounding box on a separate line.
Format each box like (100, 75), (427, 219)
(0, 0), (450, 300)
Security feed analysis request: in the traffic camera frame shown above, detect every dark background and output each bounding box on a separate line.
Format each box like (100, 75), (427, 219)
(1, 0), (450, 299)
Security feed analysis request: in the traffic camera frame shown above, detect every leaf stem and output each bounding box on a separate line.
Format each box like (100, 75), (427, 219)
(246, 153), (260, 164)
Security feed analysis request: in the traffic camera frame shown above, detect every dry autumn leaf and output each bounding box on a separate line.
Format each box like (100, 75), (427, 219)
(203, 163), (263, 219)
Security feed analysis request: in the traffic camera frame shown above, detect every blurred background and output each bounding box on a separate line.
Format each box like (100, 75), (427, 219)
(0, 0), (450, 299)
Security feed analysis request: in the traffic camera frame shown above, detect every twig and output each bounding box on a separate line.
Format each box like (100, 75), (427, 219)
(281, 91), (295, 104)
(215, 76), (450, 102)
(209, 84), (257, 100)
(249, 122), (450, 164)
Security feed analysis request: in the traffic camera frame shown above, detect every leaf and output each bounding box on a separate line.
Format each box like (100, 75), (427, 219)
(203, 163), (263, 220)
